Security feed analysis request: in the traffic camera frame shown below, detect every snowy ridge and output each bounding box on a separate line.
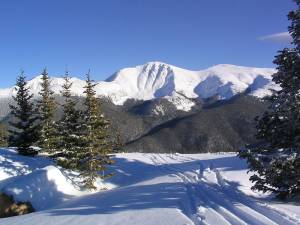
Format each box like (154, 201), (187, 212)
(0, 76), (86, 98)
(0, 62), (278, 111)
(97, 62), (278, 110)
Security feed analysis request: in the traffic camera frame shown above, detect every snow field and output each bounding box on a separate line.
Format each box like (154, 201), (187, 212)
(0, 149), (299, 225)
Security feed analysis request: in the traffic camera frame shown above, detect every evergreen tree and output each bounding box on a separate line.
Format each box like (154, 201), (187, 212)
(37, 69), (58, 153)
(56, 71), (82, 168)
(239, 1), (300, 199)
(78, 71), (114, 190)
(9, 72), (39, 156)
(0, 123), (8, 147)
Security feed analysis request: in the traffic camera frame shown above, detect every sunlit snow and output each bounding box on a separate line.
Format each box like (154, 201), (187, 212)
(0, 149), (299, 225)
(0, 62), (279, 112)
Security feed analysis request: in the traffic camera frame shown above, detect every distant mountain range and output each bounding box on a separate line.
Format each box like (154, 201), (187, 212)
(0, 62), (277, 153)
(0, 62), (278, 111)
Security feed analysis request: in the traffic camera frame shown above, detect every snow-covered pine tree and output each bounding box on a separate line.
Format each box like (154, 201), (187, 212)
(239, 0), (300, 199)
(56, 71), (82, 169)
(37, 69), (58, 153)
(78, 71), (114, 190)
(9, 72), (39, 156)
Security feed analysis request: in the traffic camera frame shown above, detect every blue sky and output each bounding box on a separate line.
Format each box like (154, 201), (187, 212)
(0, 0), (295, 87)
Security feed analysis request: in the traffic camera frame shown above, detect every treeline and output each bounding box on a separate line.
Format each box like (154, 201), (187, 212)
(5, 70), (117, 190)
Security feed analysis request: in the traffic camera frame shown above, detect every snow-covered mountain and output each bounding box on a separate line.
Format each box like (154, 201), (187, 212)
(0, 62), (279, 111)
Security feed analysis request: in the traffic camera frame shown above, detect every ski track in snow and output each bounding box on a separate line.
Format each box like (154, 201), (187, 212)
(147, 153), (300, 225)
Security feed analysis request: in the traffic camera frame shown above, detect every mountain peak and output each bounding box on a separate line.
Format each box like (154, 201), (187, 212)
(0, 62), (279, 111)
(141, 61), (171, 67)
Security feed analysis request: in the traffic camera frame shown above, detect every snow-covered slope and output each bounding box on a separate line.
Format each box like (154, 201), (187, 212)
(0, 62), (279, 111)
(0, 149), (299, 225)
(100, 62), (278, 104)
(0, 76), (86, 98)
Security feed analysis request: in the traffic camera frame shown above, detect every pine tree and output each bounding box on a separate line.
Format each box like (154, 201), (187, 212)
(56, 71), (82, 168)
(78, 71), (114, 190)
(9, 72), (39, 156)
(37, 69), (58, 153)
(239, 1), (300, 199)
(0, 123), (8, 147)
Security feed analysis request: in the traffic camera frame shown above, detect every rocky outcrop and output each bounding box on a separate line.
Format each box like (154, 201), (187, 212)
(0, 193), (34, 218)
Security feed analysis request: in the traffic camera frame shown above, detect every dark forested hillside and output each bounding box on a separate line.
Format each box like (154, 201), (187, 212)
(0, 95), (266, 153)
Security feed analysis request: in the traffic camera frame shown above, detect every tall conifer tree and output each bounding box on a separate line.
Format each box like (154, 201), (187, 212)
(78, 71), (114, 190)
(239, 0), (300, 198)
(37, 69), (57, 153)
(9, 72), (39, 156)
(56, 71), (82, 168)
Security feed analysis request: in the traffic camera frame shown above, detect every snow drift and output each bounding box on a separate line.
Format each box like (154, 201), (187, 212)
(1, 166), (82, 210)
(0, 149), (108, 211)
(0, 149), (52, 182)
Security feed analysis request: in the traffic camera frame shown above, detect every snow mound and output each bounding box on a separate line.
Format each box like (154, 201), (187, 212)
(0, 62), (278, 111)
(0, 148), (52, 182)
(0, 149), (115, 212)
(2, 166), (82, 210)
